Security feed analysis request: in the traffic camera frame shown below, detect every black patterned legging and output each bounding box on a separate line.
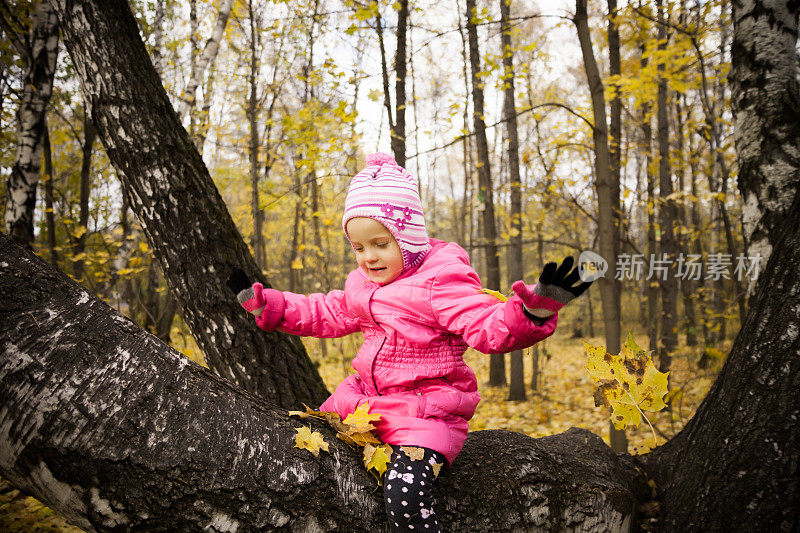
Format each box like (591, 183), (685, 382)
(383, 446), (446, 532)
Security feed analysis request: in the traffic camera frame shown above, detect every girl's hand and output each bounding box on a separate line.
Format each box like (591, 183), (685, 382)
(512, 256), (593, 322)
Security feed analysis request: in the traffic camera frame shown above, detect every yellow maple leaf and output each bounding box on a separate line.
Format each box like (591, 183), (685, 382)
(364, 443), (393, 477)
(349, 431), (382, 447)
(294, 426), (329, 457)
(585, 332), (669, 446)
(343, 402), (382, 433)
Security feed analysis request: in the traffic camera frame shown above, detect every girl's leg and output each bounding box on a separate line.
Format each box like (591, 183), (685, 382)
(383, 446), (445, 532)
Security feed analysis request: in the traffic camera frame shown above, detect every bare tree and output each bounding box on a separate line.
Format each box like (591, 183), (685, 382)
(499, 0), (525, 401)
(466, 0), (505, 386)
(574, 0), (625, 451)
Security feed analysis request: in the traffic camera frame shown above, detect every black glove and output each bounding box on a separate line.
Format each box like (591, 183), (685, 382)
(538, 256), (593, 299)
(225, 263), (253, 295)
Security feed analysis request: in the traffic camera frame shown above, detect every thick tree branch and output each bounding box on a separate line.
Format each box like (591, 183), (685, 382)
(0, 231), (649, 531)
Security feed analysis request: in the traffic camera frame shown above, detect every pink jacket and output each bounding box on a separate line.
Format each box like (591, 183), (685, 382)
(263, 238), (558, 464)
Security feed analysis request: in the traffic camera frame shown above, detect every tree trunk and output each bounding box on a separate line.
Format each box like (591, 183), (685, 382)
(3, 0), (59, 248)
(655, 0), (679, 375)
(49, 0), (328, 409)
(0, 231), (648, 531)
(247, 0), (264, 270)
(732, 1), (798, 296)
(392, 0), (408, 167)
(73, 113), (97, 282)
(674, 92), (699, 347)
(606, 0), (626, 452)
(43, 123), (58, 266)
(643, 1), (800, 528)
(574, 0), (624, 451)
(499, 0), (525, 401)
(466, 0), (504, 386)
(176, 0), (234, 123)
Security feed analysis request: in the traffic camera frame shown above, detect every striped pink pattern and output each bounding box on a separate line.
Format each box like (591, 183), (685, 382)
(343, 152), (430, 272)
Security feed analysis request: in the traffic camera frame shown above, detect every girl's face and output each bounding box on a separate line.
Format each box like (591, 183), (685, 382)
(346, 217), (404, 284)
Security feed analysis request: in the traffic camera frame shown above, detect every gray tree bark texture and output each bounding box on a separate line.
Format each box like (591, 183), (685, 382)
(731, 0), (800, 294)
(3, 0), (59, 248)
(47, 0), (329, 409)
(642, 1), (800, 529)
(0, 231), (648, 531)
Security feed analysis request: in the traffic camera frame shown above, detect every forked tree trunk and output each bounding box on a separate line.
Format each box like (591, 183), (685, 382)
(48, 0), (328, 409)
(0, 231), (648, 531)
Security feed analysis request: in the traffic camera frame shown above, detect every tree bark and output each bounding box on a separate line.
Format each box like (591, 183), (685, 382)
(247, 0), (264, 270)
(0, 231), (649, 531)
(73, 113), (97, 282)
(606, 0), (626, 452)
(731, 0), (799, 295)
(673, 93), (699, 347)
(3, 0), (59, 248)
(574, 0), (624, 451)
(643, 1), (800, 528)
(392, 0), (408, 167)
(466, 0), (505, 386)
(655, 0), (679, 374)
(48, 0), (328, 409)
(43, 123), (58, 266)
(499, 0), (525, 401)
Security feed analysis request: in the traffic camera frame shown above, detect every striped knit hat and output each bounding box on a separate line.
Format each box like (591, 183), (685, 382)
(342, 152), (430, 272)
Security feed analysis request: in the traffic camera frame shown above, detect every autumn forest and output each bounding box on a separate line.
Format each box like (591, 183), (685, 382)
(1, 0), (798, 530)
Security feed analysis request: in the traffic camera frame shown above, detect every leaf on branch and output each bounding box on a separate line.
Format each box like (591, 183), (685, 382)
(294, 426), (329, 457)
(585, 333), (669, 444)
(343, 402), (382, 433)
(364, 443), (393, 477)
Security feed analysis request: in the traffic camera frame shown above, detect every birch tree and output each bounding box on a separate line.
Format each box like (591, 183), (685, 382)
(2, 0), (59, 248)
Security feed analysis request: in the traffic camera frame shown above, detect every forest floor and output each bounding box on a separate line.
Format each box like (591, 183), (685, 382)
(1, 327), (727, 531)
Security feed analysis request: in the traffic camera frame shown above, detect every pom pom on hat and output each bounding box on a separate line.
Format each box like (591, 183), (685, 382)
(365, 152), (397, 167)
(343, 152), (430, 273)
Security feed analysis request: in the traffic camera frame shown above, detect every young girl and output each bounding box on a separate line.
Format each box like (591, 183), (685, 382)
(227, 152), (591, 532)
